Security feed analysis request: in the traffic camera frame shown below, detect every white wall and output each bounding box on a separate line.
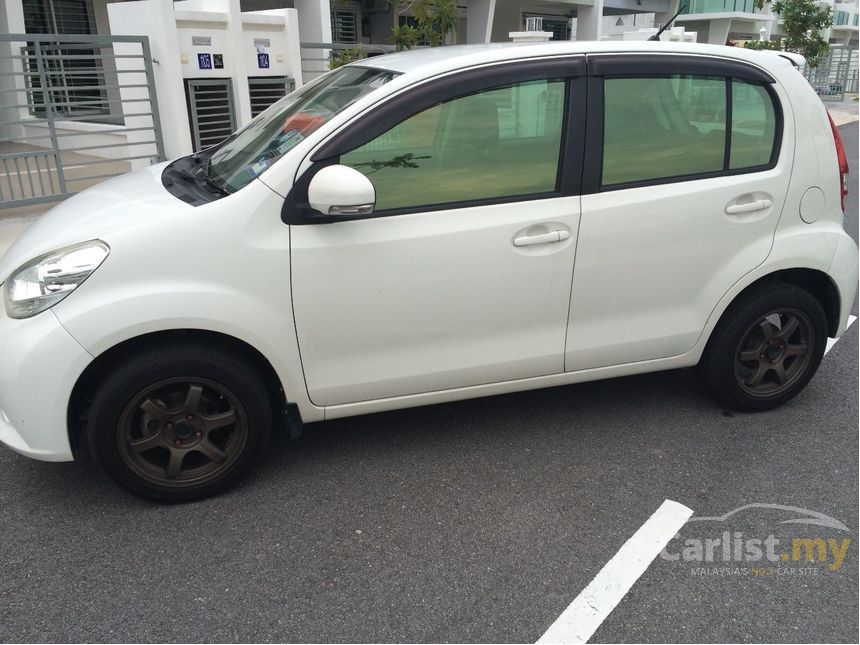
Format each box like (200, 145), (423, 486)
(295, 0), (332, 81)
(109, 0), (304, 159)
(108, 0), (194, 160)
(467, 0), (497, 43)
(0, 2), (26, 145)
(576, 0), (606, 40)
(488, 0), (655, 42)
(241, 9), (304, 88)
(574, 13), (656, 39)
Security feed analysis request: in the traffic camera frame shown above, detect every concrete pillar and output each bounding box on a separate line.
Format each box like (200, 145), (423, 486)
(491, 0), (523, 42)
(108, 0), (194, 159)
(467, 0), (496, 44)
(654, 0), (681, 30)
(576, 0), (606, 41)
(225, 0), (253, 128)
(707, 17), (731, 45)
(295, 0), (332, 82)
(0, 2), (26, 144)
(284, 9), (304, 89)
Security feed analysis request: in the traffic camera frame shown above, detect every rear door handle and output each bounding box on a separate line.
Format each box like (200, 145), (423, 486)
(725, 199), (772, 215)
(513, 230), (570, 247)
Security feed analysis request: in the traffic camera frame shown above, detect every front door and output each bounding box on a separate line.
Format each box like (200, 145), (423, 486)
(289, 63), (585, 406)
(566, 56), (793, 370)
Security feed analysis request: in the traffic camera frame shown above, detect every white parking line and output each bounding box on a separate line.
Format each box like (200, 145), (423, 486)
(537, 499), (693, 645)
(825, 315), (857, 355)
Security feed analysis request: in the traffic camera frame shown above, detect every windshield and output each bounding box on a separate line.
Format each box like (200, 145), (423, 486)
(206, 66), (397, 193)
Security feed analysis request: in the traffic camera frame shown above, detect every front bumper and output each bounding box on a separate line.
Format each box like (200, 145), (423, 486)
(0, 309), (92, 461)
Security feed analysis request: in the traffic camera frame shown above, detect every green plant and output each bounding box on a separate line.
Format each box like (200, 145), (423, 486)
(742, 39), (782, 50)
(754, 0), (833, 67)
(390, 0), (457, 50)
(433, 0), (458, 41)
(329, 45), (366, 69)
(392, 23), (420, 51)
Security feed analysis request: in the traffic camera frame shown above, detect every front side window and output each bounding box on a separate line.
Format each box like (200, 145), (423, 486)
(601, 74), (778, 187)
(207, 66), (396, 192)
(340, 78), (566, 212)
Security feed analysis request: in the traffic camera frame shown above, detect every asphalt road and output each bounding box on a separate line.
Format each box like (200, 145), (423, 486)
(0, 124), (857, 644)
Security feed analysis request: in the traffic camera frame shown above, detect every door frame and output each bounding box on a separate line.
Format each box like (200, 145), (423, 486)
(580, 53), (784, 195)
(282, 55), (589, 225)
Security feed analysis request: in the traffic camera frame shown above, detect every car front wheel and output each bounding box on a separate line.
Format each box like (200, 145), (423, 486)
(87, 342), (272, 502)
(698, 282), (828, 412)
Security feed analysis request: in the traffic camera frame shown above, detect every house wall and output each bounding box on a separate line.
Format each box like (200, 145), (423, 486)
(107, 0), (194, 159)
(0, 2), (26, 145)
(296, 0), (332, 80)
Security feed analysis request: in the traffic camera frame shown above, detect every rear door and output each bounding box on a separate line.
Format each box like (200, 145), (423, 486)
(566, 54), (793, 370)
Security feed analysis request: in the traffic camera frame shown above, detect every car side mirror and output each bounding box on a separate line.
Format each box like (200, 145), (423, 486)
(307, 165), (375, 217)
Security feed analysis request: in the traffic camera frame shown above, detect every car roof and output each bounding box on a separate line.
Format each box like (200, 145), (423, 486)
(358, 40), (795, 79)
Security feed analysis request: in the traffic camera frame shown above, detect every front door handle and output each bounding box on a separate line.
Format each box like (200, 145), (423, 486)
(513, 230), (570, 247)
(725, 199), (772, 215)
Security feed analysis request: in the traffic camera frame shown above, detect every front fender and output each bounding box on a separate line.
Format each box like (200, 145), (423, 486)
(53, 281), (324, 423)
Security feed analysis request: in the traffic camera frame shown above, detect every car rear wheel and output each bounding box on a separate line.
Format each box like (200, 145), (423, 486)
(697, 282), (828, 412)
(87, 342), (272, 502)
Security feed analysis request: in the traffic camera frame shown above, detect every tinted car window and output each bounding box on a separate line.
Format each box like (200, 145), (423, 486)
(602, 75), (727, 186)
(730, 79), (777, 170)
(601, 73), (779, 188)
(340, 79), (566, 211)
(207, 66), (397, 193)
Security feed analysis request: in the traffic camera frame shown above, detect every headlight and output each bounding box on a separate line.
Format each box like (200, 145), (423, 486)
(3, 241), (109, 319)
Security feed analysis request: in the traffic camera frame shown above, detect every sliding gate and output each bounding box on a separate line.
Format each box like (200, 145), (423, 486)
(0, 33), (165, 209)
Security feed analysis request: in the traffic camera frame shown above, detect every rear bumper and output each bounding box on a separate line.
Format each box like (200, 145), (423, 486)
(0, 309), (92, 461)
(829, 232), (859, 337)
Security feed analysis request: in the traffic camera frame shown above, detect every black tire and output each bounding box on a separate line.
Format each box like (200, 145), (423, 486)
(697, 281), (828, 412)
(87, 342), (272, 502)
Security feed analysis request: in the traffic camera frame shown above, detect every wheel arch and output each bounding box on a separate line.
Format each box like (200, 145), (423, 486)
(775, 268), (841, 337)
(67, 329), (290, 455)
(706, 267), (841, 352)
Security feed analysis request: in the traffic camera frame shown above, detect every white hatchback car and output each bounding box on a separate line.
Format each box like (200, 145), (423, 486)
(0, 42), (856, 501)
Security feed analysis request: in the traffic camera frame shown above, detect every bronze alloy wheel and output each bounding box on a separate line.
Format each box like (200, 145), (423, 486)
(117, 377), (249, 487)
(733, 308), (814, 399)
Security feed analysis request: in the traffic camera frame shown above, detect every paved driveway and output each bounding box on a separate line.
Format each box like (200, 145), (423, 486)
(0, 124), (857, 643)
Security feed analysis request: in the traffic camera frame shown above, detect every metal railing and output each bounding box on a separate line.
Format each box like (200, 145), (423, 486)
(680, 0), (761, 13)
(0, 33), (165, 209)
(801, 45), (857, 102)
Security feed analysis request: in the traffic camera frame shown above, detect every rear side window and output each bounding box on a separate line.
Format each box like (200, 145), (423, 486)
(601, 74), (778, 188)
(730, 79), (776, 170)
